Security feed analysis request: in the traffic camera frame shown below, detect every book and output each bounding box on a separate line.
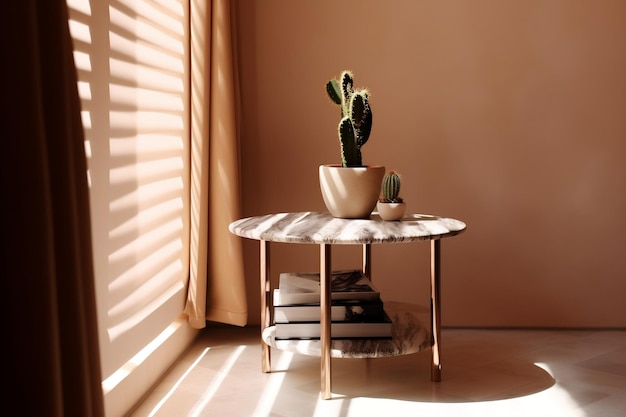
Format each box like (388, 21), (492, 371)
(273, 289), (386, 323)
(274, 310), (393, 340)
(277, 269), (380, 305)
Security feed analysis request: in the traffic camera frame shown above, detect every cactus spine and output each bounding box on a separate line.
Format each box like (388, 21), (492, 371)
(381, 171), (403, 203)
(326, 70), (373, 167)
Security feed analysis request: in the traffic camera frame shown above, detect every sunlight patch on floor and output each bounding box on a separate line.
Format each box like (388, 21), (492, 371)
(251, 351), (295, 417)
(303, 361), (586, 417)
(187, 345), (246, 417)
(144, 346), (211, 417)
(316, 393), (587, 417)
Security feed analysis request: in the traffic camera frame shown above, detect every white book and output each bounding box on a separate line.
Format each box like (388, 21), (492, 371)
(273, 289), (386, 323)
(274, 310), (393, 340)
(277, 269), (380, 305)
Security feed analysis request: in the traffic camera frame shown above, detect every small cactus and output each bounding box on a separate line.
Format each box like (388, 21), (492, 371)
(326, 70), (373, 167)
(380, 171), (403, 203)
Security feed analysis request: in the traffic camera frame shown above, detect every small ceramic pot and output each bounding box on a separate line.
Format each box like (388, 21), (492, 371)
(376, 201), (406, 221)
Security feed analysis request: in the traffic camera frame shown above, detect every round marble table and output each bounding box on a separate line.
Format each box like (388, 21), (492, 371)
(229, 211), (467, 399)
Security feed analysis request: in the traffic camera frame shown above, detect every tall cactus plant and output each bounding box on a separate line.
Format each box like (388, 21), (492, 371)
(326, 70), (373, 167)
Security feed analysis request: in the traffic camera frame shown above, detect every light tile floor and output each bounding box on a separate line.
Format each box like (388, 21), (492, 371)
(129, 325), (626, 417)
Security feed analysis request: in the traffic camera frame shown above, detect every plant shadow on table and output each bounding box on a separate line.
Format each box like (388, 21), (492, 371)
(280, 334), (556, 403)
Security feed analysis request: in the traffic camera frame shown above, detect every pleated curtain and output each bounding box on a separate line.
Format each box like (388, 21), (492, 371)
(185, 0), (248, 328)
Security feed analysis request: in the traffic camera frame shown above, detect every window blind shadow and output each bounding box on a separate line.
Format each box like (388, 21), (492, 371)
(67, 0), (190, 390)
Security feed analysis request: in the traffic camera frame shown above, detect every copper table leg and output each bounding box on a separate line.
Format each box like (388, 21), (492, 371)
(362, 243), (371, 280)
(260, 240), (271, 373)
(320, 243), (332, 399)
(430, 239), (442, 382)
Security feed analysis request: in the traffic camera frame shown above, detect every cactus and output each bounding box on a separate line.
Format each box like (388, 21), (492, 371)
(326, 70), (373, 167)
(380, 171), (403, 203)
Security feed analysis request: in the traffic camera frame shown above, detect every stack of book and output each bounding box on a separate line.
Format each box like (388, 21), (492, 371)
(272, 269), (393, 340)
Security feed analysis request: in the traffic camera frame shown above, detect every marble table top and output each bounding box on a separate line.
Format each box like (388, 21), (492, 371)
(229, 211), (466, 245)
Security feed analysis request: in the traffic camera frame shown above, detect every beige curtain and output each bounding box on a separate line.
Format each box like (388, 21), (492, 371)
(185, 0), (248, 328)
(4, 1), (105, 416)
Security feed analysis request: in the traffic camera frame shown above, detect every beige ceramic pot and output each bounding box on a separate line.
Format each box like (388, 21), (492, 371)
(319, 164), (385, 219)
(376, 201), (407, 221)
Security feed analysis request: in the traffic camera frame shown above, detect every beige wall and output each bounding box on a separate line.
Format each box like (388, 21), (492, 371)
(234, 0), (626, 328)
